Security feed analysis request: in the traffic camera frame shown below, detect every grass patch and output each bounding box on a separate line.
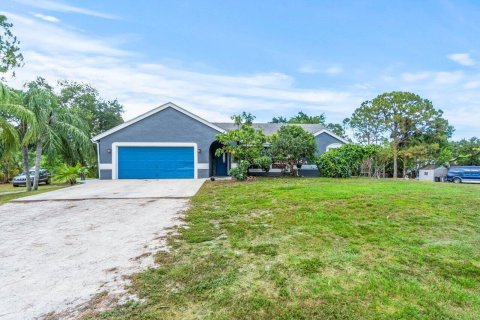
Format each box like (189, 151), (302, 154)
(0, 183), (68, 204)
(92, 178), (480, 319)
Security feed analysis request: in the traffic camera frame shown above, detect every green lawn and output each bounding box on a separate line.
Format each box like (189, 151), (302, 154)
(95, 178), (480, 320)
(0, 183), (68, 204)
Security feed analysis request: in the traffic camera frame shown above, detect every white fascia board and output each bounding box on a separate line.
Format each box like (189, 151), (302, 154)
(312, 129), (349, 144)
(91, 102), (226, 142)
(111, 142), (198, 179)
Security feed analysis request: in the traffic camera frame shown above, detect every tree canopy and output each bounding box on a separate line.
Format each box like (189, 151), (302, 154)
(349, 91), (452, 177)
(269, 125), (317, 176)
(0, 15), (23, 78)
(271, 111), (348, 139)
(57, 81), (124, 137)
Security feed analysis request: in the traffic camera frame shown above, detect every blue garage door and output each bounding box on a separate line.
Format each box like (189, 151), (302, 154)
(118, 146), (194, 179)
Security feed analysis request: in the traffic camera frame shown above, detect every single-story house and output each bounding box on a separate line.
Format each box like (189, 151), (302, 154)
(91, 102), (347, 179)
(418, 164), (448, 182)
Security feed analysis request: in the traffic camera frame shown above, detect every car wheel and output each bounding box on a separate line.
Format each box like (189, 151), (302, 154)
(453, 178), (461, 184)
(46, 178), (51, 185)
(13, 184), (18, 188)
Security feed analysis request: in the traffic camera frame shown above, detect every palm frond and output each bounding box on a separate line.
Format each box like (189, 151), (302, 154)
(0, 117), (20, 157)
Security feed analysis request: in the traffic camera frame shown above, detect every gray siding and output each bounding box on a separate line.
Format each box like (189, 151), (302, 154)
(100, 169), (112, 180)
(198, 169), (209, 179)
(315, 132), (344, 155)
(98, 107), (220, 179)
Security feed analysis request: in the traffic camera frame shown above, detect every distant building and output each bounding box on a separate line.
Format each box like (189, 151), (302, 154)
(418, 165), (448, 182)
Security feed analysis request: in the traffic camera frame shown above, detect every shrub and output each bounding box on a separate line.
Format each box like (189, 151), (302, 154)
(229, 160), (250, 181)
(55, 164), (83, 185)
(269, 125), (317, 176)
(315, 144), (369, 178)
(253, 156), (272, 172)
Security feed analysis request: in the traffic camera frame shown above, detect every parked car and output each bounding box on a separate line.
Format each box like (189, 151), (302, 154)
(446, 166), (480, 184)
(12, 169), (51, 187)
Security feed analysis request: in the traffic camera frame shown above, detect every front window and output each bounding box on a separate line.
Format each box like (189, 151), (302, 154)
(326, 143), (342, 151)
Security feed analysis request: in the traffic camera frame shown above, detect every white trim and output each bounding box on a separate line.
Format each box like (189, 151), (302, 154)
(248, 168), (282, 173)
(197, 163), (209, 170)
(111, 142), (198, 179)
(99, 163), (113, 170)
(312, 129), (349, 143)
(91, 102), (226, 142)
(95, 142), (100, 177)
(299, 164), (318, 170)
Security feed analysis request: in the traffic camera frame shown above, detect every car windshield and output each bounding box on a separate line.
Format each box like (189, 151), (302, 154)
(19, 170), (42, 175)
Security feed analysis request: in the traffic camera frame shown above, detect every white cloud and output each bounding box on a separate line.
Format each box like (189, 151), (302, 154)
(325, 66), (343, 75)
(31, 12), (60, 23)
(5, 11), (479, 140)
(298, 64), (343, 75)
(401, 71), (431, 82)
(433, 71), (464, 85)
(5, 12), (360, 123)
(14, 0), (119, 20)
(4, 12), (130, 57)
(447, 53), (476, 66)
(298, 65), (320, 74)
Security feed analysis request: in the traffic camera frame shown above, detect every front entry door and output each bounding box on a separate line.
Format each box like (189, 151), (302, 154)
(214, 153), (228, 176)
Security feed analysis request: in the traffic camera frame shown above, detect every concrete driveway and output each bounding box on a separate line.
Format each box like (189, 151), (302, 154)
(0, 179), (205, 319)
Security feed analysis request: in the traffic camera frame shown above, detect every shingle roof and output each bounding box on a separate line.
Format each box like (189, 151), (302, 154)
(212, 123), (325, 135)
(420, 164), (443, 170)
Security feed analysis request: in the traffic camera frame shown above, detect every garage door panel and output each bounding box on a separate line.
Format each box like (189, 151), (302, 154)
(118, 146), (194, 179)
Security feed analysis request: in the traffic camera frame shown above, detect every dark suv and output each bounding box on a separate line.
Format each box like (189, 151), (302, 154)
(12, 169), (51, 187)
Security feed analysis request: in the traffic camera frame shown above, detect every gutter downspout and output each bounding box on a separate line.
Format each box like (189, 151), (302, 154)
(94, 141), (100, 179)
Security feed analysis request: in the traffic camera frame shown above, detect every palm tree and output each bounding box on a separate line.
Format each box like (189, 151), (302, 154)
(0, 83), (36, 187)
(23, 80), (92, 190)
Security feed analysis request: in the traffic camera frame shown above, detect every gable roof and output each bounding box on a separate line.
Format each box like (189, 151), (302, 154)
(420, 164), (446, 170)
(91, 102), (226, 142)
(91, 102), (349, 144)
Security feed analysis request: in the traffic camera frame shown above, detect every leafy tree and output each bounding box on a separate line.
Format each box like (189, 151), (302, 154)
(315, 144), (372, 178)
(371, 91), (451, 178)
(215, 113), (268, 179)
(231, 111), (255, 126)
(22, 78), (92, 190)
(348, 100), (386, 145)
(326, 122), (347, 138)
(0, 83), (34, 156)
(272, 111), (348, 139)
(269, 125), (317, 176)
(0, 83), (37, 188)
(271, 116), (287, 123)
(253, 156), (272, 172)
(286, 111), (326, 124)
(450, 137), (480, 165)
(57, 80), (124, 137)
(0, 15), (23, 78)
(399, 143), (440, 176)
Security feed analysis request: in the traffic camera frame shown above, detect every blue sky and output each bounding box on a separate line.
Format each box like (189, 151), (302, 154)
(2, 0), (480, 139)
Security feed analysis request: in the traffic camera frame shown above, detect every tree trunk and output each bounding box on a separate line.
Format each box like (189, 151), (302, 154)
(22, 145), (32, 191)
(289, 161), (298, 177)
(368, 158), (372, 177)
(402, 158), (407, 178)
(392, 147), (398, 178)
(2, 160), (8, 183)
(33, 141), (43, 191)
